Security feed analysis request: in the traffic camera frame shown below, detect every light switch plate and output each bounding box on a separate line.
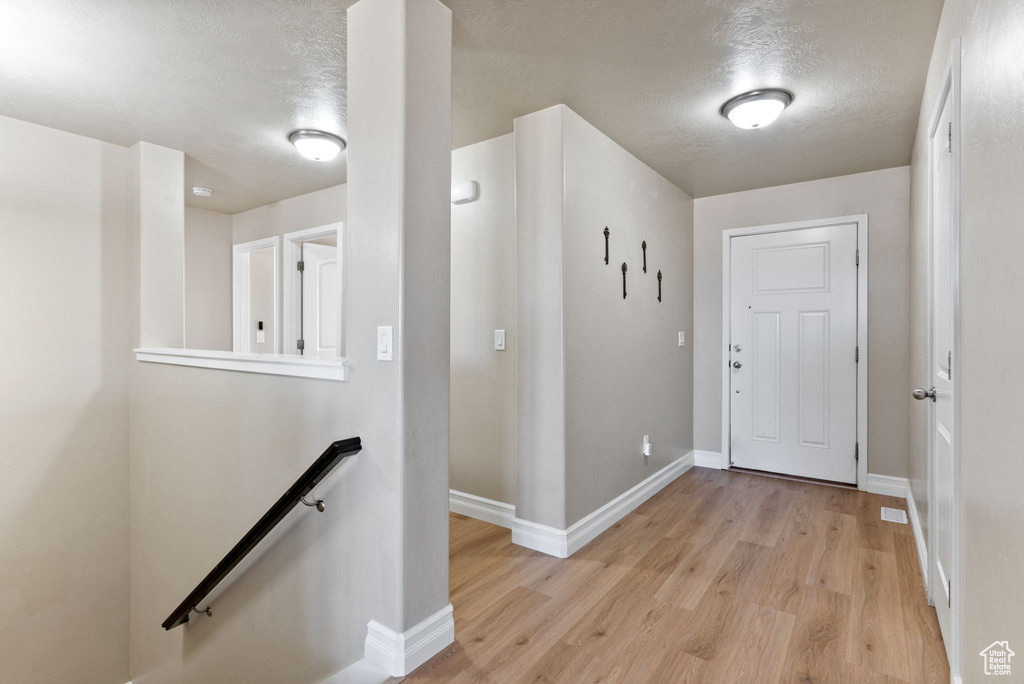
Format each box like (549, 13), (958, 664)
(377, 326), (393, 361)
(678, 331), (685, 347)
(494, 329), (506, 351)
(256, 330), (266, 344)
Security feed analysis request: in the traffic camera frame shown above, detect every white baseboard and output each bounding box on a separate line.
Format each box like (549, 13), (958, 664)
(512, 451), (694, 558)
(905, 481), (929, 590)
(364, 603), (454, 677)
(864, 473), (909, 498)
(694, 450), (724, 469)
(449, 490), (515, 529)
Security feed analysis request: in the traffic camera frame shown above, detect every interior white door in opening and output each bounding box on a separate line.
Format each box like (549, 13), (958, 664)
(300, 240), (339, 358)
(923, 91), (955, 653)
(729, 223), (859, 483)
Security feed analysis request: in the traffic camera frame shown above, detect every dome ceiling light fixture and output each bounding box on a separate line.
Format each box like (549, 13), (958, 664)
(192, 186), (212, 197)
(288, 129), (346, 162)
(720, 89), (794, 130)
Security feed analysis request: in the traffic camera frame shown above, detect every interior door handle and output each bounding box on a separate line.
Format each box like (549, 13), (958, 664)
(912, 387), (937, 402)
(732, 361), (742, 369)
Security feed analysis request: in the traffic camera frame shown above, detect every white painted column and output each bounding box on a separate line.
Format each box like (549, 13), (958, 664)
(346, 0), (453, 675)
(129, 141), (184, 348)
(513, 106), (569, 533)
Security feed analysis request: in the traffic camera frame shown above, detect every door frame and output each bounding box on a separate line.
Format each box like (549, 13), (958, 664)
(924, 38), (962, 681)
(232, 236), (282, 353)
(720, 214), (869, 489)
(282, 222), (344, 356)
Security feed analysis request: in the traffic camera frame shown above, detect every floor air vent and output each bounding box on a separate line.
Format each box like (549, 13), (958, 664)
(881, 507), (908, 524)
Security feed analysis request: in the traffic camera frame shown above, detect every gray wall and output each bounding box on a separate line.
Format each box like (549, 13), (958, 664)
(561, 108), (694, 525)
(184, 206), (233, 351)
(692, 167), (911, 478)
(908, 0), (1024, 678)
(232, 184), (347, 246)
(0, 114), (130, 684)
(515, 105), (694, 530)
(450, 134), (517, 505)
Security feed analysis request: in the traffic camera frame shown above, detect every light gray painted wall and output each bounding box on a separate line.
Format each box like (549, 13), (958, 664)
(232, 183), (347, 246)
(0, 114), (130, 684)
(450, 134), (517, 505)
(561, 108), (694, 526)
(184, 206), (232, 351)
(515, 105), (694, 530)
(908, 0), (1024, 677)
(692, 167), (911, 478)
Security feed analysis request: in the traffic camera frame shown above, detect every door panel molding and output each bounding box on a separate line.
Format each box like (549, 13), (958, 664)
(720, 214), (868, 489)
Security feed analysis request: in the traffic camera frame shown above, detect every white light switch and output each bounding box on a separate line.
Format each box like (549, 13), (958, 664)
(377, 326), (393, 361)
(678, 331), (686, 347)
(643, 435), (652, 457)
(256, 330), (266, 344)
(494, 329), (506, 351)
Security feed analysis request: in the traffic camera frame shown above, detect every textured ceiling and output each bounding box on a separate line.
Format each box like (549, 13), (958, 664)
(0, 0), (942, 213)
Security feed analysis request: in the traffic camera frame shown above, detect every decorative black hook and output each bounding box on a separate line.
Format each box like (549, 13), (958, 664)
(657, 270), (663, 302)
(622, 262), (628, 299)
(642, 241), (647, 273)
(603, 227), (610, 265)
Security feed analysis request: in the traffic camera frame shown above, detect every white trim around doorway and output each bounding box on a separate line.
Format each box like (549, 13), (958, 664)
(719, 214), (869, 489)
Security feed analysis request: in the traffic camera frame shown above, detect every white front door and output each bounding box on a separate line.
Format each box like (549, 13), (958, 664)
(300, 241), (339, 358)
(729, 223), (859, 483)
(925, 91), (955, 654)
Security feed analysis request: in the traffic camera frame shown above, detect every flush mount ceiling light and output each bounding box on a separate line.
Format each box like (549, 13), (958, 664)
(288, 130), (346, 162)
(192, 186), (212, 197)
(720, 89), (793, 129)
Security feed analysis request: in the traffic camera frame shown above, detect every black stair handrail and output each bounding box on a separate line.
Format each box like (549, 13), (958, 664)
(162, 437), (362, 630)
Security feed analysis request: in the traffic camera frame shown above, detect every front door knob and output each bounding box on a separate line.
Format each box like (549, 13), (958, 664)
(732, 361), (742, 369)
(912, 387), (937, 402)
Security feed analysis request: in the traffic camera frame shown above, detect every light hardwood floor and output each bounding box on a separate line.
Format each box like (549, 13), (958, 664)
(396, 467), (949, 683)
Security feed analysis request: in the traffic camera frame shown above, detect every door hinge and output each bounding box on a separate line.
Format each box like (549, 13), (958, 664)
(948, 350), (952, 377)
(855, 346), (860, 363)
(297, 339), (305, 351)
(856, 249), (860, 267)
(297, 260), (305, 272)
(855, 442), (860, 462)
(948, 122), (952, 151)
(948, 578), (952, 608)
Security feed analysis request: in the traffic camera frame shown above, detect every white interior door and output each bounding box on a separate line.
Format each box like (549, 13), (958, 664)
(300, 241), (339, 358)
(925, 92), (955, 653)
(729, 223), (859, 483)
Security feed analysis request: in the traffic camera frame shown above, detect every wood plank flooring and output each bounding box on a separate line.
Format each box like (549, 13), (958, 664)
(396, 467), (949, 683)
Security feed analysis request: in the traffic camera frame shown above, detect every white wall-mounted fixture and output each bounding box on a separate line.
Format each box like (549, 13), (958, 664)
(678, 331), (686, 347)
(192, 186), (212, 197)
(642, 435), (652, 457)
(377, 326), (393, 361)
(451, 180), (479, 205)
(720, 89), (793, 129)
(288, 129), (346, 162)
(494, 329), (506, 351)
